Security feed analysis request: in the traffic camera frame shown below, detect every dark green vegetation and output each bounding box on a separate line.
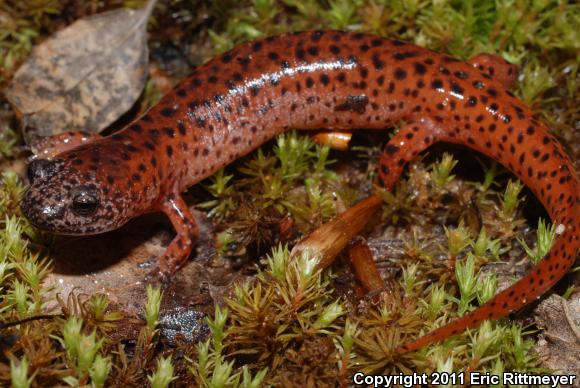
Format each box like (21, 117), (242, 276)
(0, 0), (578, 386)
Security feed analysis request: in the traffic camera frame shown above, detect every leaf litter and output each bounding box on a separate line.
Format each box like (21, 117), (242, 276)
(5, 0), (157, 142)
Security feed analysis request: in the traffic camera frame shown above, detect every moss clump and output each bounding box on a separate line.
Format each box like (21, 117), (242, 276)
(189, 242), (543, 384)
(198, 131), (341, 255)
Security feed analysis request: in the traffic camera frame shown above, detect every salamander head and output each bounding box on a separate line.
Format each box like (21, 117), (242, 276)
(21, 158), (131, 235)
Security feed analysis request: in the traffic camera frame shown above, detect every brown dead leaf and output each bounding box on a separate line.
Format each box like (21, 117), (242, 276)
(534, 293), (580, 383)
(5, 0), (157, 142)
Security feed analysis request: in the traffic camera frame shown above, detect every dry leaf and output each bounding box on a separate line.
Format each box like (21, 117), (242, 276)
(534, 293), (580, 380)
(5, 0), (156, 142)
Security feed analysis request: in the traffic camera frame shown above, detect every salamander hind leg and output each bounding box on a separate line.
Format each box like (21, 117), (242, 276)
(378, 118), (447, 190)
(468, 53), (519, 89)
(157, 194), (199, 276)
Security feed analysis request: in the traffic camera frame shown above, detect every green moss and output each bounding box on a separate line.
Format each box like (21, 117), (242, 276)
(198, 131), (339, 253)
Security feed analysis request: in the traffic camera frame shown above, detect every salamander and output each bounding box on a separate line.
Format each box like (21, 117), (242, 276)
(20, 31), (579, 354)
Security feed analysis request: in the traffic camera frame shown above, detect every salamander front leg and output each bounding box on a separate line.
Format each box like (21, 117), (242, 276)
(158, 195), (199, 275)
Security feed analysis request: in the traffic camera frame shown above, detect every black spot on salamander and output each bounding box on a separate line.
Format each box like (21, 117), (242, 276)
(526, 126), (535, 135)
(359, 43), (371, 53)
(191, 78), (202, 87)
(177, 121), (186, 135)
(413, 62), (427, 75)
(394, 68), (407, 80)
(431, 79), (443, 91)
(221, 53), (232, 63)
(334, 95), (369, 114)
(160, 107), (176, 117)
(125, 144), (139, 153)
(239, 56), (250, 68)
(372, 53), (384, 70)
(371, 38), (383, 47)
(311, 31), (324, 41)
(296, 48), (306, 61)
(385, 144), (399, 155)
(163, 127), (175, 137)
(307, 46), (319, 56)
(450, 82), (464, 97)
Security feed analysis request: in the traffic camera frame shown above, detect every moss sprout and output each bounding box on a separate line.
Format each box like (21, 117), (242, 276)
(500, 179), (524, 221)
(145, 285), (162, 335)
(10, 355), (33, 388)
(147, 356), (177, 388)
(54, 317), (105, 385)
(455, 253), (479, 315)
(518, 219), (555, 264)
(431, 152), (458, 191)
(0, 127), (18, 159)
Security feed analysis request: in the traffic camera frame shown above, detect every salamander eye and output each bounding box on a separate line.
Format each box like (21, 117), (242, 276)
(71, 186), (99, 216)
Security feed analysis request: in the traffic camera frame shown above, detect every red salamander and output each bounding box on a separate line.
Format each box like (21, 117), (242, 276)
(21, 31), (579, 354)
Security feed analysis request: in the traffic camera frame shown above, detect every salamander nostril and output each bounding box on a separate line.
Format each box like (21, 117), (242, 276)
(27, 159), (56, 183)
